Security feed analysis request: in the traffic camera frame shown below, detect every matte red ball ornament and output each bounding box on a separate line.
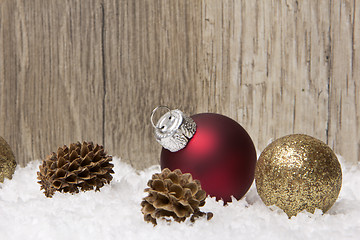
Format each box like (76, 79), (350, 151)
(151, 107), (257, 203)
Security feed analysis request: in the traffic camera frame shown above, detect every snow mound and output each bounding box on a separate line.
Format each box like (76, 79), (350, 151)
(0, 157), (359, 240)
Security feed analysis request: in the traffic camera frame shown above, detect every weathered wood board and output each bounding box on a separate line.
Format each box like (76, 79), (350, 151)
(0, 0), (359, 169)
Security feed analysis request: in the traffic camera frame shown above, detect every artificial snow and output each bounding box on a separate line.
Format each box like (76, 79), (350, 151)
(0, 156), (359, 240)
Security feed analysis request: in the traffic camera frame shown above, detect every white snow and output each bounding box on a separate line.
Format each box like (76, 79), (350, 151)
(0, 156), (359, 240)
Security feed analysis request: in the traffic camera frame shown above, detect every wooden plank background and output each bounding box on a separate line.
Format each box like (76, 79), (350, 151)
(0, 0), (359, 169)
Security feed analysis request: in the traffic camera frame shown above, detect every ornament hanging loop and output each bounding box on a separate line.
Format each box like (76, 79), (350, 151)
(150, 106), (172, 129)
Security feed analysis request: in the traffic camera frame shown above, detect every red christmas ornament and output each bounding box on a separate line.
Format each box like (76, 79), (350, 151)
(151, 107), (257, 203)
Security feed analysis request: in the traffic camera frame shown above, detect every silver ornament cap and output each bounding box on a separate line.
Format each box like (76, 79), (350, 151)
(151, 106), (196, 152)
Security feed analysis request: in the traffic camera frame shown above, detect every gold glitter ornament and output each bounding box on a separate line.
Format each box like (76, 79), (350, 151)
(0, 136), (17, 182)
(255, 134), (342, 218)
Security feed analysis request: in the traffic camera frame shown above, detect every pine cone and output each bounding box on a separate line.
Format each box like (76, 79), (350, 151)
(0, 136), (17, 183)
(141, 168), (213, 225)
(37, 141), (114, 197)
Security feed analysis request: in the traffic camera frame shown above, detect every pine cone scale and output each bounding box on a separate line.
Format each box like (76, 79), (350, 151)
(78, 168), (91, 179)
(167, 172), (179, 183)
(152, 179), (166, 192)
(50, 162), (57, 169)
(194, 189), (206, 201)
(80, 156), (92, 167)
(54, 168), (66, 178)
(173, 204), (192, 218)
(52, 180), (62, 189)
(69, 150), (79, 161)
(169, 184), (183, 198)
(57, 157), (67, 168)
(184, 182), (198, 195)
(80, 144), (89, 158)
(68, 161), (80, 172)
(93, 150), (104, 162)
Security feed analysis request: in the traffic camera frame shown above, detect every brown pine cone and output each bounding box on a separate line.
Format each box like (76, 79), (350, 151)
(37, 141), (114, 197)
(0, 136), (17, 183)
(141, 168), (213, 225)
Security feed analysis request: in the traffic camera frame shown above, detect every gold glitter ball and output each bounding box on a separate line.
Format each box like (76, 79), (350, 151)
(255, 134), (342, 218)
(0, 136), (17, 182)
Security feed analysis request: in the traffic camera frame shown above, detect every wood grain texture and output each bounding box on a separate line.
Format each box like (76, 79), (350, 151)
(0, 0), (359, 169)
(329, 0), (360, 162)
(0, 0), (105, 165)
(103, 0), (203, 168)
(199, 0), (333, 153)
